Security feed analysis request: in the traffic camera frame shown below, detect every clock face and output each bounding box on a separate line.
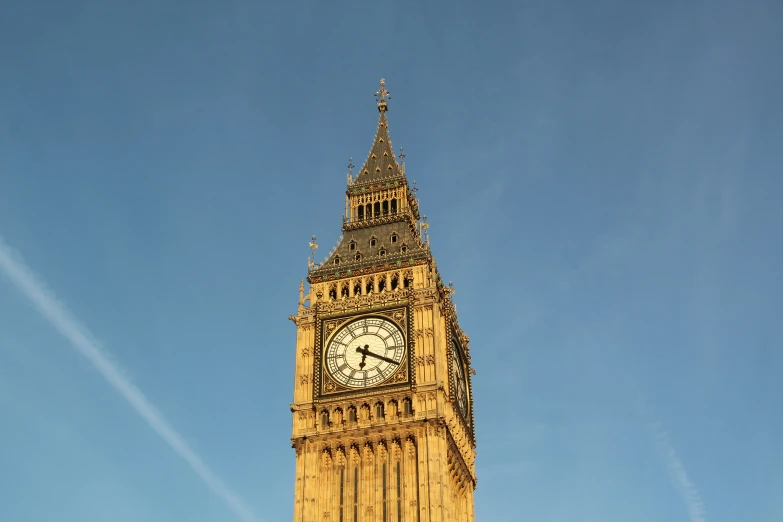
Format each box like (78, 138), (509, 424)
(452, 339), (468, 419)
(325, 317), (406, 389)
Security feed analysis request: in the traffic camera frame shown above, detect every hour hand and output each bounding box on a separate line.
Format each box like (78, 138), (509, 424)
(355, 345), (369, 369)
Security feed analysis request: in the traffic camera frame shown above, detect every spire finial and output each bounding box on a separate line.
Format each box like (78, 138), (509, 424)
(399, 147), (405, 165)
(375, 78), (391, 112)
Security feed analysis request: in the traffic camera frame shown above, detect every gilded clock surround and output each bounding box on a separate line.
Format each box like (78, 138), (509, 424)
(288, 79), (476, 522)
(318, 306), (413, 398)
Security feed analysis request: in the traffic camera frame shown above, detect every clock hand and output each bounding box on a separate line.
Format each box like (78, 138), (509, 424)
(355, 345), (399, 366)
(355, 345), (369, 369)
(362, 350), (399, 365)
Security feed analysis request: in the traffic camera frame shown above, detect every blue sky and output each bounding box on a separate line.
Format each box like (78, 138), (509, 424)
(1, 0), (781, 521)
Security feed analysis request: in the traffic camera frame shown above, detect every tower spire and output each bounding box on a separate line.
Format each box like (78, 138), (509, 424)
(352, 78), (403, 186)
(309, 78), (424, 275)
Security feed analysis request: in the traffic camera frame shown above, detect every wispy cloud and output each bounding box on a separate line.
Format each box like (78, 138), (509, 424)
(0, 236), (260, 522)
(648, 419), (708, 522)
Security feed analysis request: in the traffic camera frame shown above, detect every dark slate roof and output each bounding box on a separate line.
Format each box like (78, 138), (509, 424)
(309, 215), (428, 280)
(351, 110), (406, 188)
(307, 94), (429, 281)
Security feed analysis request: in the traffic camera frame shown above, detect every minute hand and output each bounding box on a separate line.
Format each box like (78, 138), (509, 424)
(361, 349), (399, 365)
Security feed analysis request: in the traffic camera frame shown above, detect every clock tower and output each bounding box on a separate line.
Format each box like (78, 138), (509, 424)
(289, 79), (477, 522)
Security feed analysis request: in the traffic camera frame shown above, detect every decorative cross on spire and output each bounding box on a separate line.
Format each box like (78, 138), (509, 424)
(375, 78), (391, 111)
(399, 147), (405, 164)
(348, 157), (354, 175)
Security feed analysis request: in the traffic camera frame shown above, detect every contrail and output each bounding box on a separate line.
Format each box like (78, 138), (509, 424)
(650, 421), (708, 522)
(629, 383), (707, 522)
(0, 236), (260, 522)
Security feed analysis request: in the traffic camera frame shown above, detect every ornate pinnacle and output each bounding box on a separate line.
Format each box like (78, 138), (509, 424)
(346, 157), (354, 186)
(420, 215), (429, 245)
(375, 78), (391, 112)
(307, 236), (318, 271)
